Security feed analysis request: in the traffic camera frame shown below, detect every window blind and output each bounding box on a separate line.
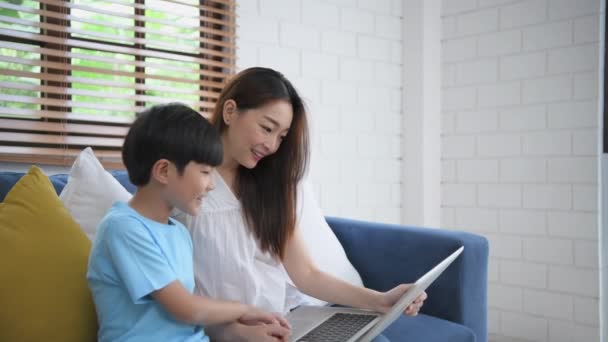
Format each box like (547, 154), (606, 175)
(0, 0), (235, 168)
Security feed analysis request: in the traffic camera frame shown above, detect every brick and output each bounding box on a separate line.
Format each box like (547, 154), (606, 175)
(575, 240), (599, 268)
(478, 134), (521, 157)
(547, 101), (597, 129)
(236, 41), (258, 69)
(549, 266), (598, 296)
(457, 159), (499, 182)
(340, 109), (375, 133)
(488, 258), (499, 282)
(321, 132), (357, 157)
(548, 44), (598, 74)
(358, 183), (392, 207)
(442, 129), (477, 154)
(454, 207), (499, 232)
(575, 15), (600, 44)
(358, 0), (391, 15)
(573, 185), (598, 211)
(487, 233), (523, 258)
(358, 36), (392, 62)
(488, 284), (522, 311)
(574, 71), (599, 100)
(522, 131), (571, 155)
(547, 211), (598, 240)
(548, 157), (597, 183)
(549, 320), (600, 342)
(280, 22), (320, 50)
(457, 8), (499, 36)
(523, 184), (571, 210)
(390, 41), (402, 64)
(478, 30), (521, 57)
(488, 309), (500, 335)
(390, 88), (401, 111)
(442, 183), (476, 206)
(549, 0), (600, 20)
(374, 62), (402, 87)
(374, 112), (400, 135)
(498, 105), (546, 131)
(499, 209), (546, 236)
(441, 0), (477, 16)
(442, 160), (457, 182)
(323, 182), (358, 208)
(455, 110), (498, 133)
(479, 0), (522, 7)
(456, 58), (498, 85)
(321, 80), (357, 106)
(293, 78), (321, 108)
(260, 0), (301, 20)
(478, 81), (521, 107)
(441, 207), (456, 227)
(479, 184), (522, 208)
(375, 15), (401, 40)
(340, 58), (374, 82)
(357, 86), (391, 110)
(442, 113), (456, 134)
(523, 21), (573, 51)
(302, 52), (338, 80)
(501, 260), (547, 288)
(442, 37), (477, 62)
(341, 158), (374, 180)
(322, 30), (357, 56)
(375, 207), (401, 225)
(523, 75), (572, 104)
(442, 63), (457, 86)
(391, 0), (402, 16)
(442, 87), (476, 111)
(500, 0), (548, 29)
(500, 158), (546, 183)
(574, 296), (599, 325)
(442, 17), (458, 39)
(524, 238), (573, 264)
(573, 130), (598, 156)
(310, 156), (341, 181)
(302, 0), (339, 28)
(259, 46), (300, 78)
(524, 289), (573, 320)
(501, 311), (548, 341)
(500, 52), (546, 80)
(238, 15), (279, 44)
(237, 0), (258, 14)
(341, 7), (374, 34)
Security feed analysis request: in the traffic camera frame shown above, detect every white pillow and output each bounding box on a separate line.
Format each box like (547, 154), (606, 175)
(59, 147), (132, 240)
(296, 179), (364, 306)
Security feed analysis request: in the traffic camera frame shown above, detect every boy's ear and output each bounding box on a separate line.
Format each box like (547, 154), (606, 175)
(150, 159), (171, 185)
(222, 99), (237, 125)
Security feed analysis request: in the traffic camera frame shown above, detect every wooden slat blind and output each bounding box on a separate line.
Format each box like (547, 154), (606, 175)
(0, 0), (235, 167)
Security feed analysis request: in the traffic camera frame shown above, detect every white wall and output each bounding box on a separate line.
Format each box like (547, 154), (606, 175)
(235, 0), (404, 224)
(440, 0), (602, 341)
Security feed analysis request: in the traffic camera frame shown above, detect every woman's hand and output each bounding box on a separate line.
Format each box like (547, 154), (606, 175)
(376, 284), (427, 316)
(238, 307), (291, 330)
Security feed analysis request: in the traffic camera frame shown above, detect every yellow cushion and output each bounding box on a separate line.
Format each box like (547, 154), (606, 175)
(0, 166), (97, 342)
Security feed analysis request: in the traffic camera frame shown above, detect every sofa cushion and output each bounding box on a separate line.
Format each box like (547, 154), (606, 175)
(385, 314), (476, 342)
(59, 148), (132, 240)
(0, 166), (98, 342)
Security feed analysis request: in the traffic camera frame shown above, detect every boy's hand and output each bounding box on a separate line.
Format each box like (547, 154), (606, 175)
(239, 307), (291, 330)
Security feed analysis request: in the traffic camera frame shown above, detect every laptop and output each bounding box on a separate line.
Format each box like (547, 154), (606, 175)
(286, 246), (464, 342)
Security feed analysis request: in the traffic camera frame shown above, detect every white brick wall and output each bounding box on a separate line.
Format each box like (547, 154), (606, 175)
(236, 0), (402, 224)
(441, 1), (601, 341)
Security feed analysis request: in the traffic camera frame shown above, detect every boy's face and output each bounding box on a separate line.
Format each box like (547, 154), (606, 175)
(165, 161), (214, 216)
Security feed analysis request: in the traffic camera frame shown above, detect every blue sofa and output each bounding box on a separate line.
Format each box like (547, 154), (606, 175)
(0, 170), (489, 342)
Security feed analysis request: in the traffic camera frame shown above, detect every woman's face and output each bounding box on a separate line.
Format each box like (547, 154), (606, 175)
(224, 99), (293, 169)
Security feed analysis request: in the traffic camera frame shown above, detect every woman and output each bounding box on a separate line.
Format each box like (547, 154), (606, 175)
(176, 67), (426, 341)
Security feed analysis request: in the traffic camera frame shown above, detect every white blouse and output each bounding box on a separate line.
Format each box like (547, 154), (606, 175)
(173, 170), (304, 314)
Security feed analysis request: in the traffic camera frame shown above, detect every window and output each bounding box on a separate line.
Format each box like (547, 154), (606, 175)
(0, 0), (235, 168)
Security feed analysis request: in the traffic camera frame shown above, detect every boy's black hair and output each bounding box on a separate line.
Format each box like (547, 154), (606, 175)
(122, 103), (223, 186)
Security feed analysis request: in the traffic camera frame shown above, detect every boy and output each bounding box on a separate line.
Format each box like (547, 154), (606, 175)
(87, 103), (290, 342)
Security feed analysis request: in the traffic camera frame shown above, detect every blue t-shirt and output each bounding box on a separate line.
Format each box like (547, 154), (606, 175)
(87, 202), (208, 342)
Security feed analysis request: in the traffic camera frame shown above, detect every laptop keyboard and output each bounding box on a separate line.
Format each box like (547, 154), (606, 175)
(296, 313), (377, 342)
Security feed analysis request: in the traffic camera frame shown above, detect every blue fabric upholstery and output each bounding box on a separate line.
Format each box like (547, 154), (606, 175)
(326, 217), (488, 342)
(0, 170), (488, 342)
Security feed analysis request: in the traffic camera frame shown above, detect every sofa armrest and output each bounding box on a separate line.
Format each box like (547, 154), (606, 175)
(326, 216), (488, 342)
